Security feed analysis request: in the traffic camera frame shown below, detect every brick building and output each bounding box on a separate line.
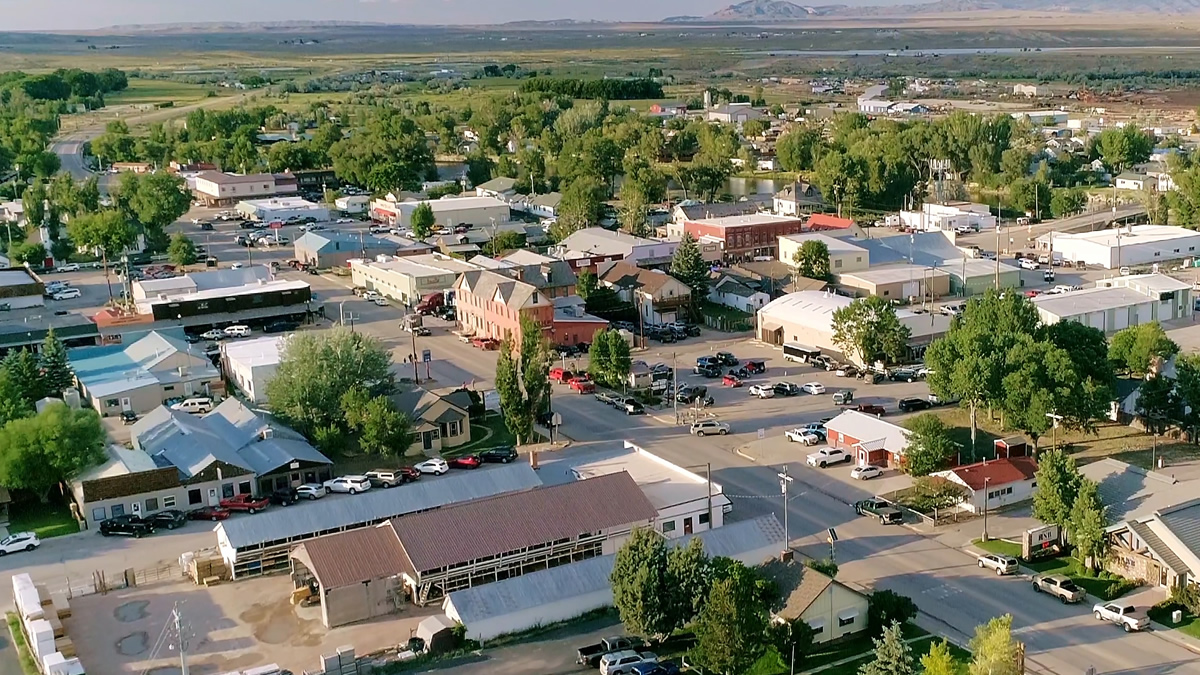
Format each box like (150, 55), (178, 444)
(455, 270), (554, 348)
(683, 213), (804, 262)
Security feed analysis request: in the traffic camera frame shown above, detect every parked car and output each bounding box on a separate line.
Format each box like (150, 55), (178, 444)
(977, 554), (1019, 576)
(801, 382), (826, 395)
(296, 483), (329, 500)
(147, 509), (188, 530)
(224, 325), (251, 337)
(323, 475), (372, 494)
(889, 368), (918, 382)
(690, 420), (729, 436)
(365, 469), (410, 488)
(52, 288), (81, 300)
(850, 465), (884, 480)
(1032, 574), (1086, 603)
(854, 497), (904, 524)
(772, 382), (801, 397)
(715, 352), (738, 366)
(415, 458), (450, 475)
(170, 397), (214, 414)
(264, 320), (300, 334)
(855, 404), (886, 416)
(1018, 258), (1040, 271)
(219, 493), (270, 513)
(449, 455), (482, 470)
(807, 448), (851, 468)
(742, 359), (766, 375)
(549, 367), (575, 383)
(55, 263), (80, 273)
(0, 532), (40, 556)
(200, 329), (226, 340)
(269, 487), (299, 506)
(833, 390), (854, 405)
(1092, 603), (1149, 632)
(569, 377), (597, 393)
(835, 365), (858, 378)
(99, 515), (155, 537)
(748, 384), (775, 399)
(898, 397), (932, 413)
(694, 364), (722, 378)
(120, 410), (138, 425)
(675, 385), (708, 404)
(631, 662), (680, 675)
(480, 447), (518, 464)
(785, 428), (823, 445)
(188, 506), (231, 521)
(600, 651), (658, 675)
(577, 637), (648, 668)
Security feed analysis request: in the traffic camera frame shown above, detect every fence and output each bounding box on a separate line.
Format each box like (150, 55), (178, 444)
(703, 314), (753, 333)
(47, 562), (183, 599)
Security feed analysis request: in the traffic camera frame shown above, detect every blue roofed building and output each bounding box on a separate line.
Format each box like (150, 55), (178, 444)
(293, 230), (397, 268)
(69, 330), (222, 417)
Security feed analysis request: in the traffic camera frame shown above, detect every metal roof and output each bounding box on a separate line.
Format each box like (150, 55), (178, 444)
(445, 515), (784, 626)
(1079, 458), (1189, 525)
(1127, 520), (1191, 576)
(391, 472), (657, 575)
(1033, 287), (1155, 319)
(1156, 498), (1200, 564)
(297, 523), (407, 589)
(219, 462), (542, 550)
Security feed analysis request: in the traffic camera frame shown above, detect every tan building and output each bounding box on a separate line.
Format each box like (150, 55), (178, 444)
(598, 261), (691, 325)
(394, 389), (473, 455)
(764, 559), (870, 644)
(778, 233), (869, 274)
(837, 265), (951, 302)
(193, 171), (291, 206)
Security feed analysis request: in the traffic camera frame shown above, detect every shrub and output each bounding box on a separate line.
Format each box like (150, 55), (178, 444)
(805, 558), (838, 578)
(867, 589), (918, 636)
(1171, 583), (1200, 615)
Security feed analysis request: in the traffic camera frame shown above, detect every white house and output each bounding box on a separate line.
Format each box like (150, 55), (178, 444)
(899, 201), (996, 232)
(1114, 173), (1153, 191)
(334, 195), (370, 214)
(932, 457), (1038, 513)
(708, 275), (770, 314)
(221, 336), (286, 404)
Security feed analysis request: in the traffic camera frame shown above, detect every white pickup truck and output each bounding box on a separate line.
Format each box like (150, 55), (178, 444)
(1093, 603), (1150, 632)
(806, 447), (851, 468)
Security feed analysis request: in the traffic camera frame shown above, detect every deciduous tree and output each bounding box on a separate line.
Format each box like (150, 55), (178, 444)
(691, 573), (768, 675)
(1136, 373), (1183, 433)
(1070, 478), (1108, 573)
(903, 413), (956, 476)
(792, 239), (831, 282)
(968, 614), (1021, 675)
(167, 233), (198, 267)
(999, 336), (1080, 448)
(867, 590), (918, 636)
(0, 403), (105, 499)
(354, 395), (412, 456)
(410, 202), (435, 240)
(920, 640), (960, 675)
(1173, 353), (1200, 439)
(1109, 322), (1178, 375)
(112, 171), (191, 252)
(495, 316), (552, 445)
(66, 209), (136, 300)
(831, 296), (910, 367)
(1032, 449), (1080, 531)
(610, 527), (675, 639)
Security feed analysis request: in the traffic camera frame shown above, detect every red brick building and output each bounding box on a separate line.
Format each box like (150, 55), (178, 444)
(455, 270), (554, 348)
(822, 410), (911, 468)
(683, 213), (804, 262)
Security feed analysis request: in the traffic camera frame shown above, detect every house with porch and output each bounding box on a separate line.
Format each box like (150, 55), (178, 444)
(597, 261), (691, 326)
(394, 389), (473, 455)
(931, 457), (1038, 514)
(822, 410), (910, 469)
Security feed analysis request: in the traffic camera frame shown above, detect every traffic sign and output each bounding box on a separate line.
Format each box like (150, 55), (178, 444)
(828, 527), (839, 542)
(421, 349), (432, 363)
(757, 428), (766, 440)
(268, 221), (283, 229)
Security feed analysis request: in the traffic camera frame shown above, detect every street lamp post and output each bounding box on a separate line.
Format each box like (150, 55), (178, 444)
(1045, 412), (1063, 455)
(778, 466), (793, 557)
(982, 476), (991, 542)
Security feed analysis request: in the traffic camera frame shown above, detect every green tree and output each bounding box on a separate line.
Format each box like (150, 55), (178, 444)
(7, 241), (45, 266)
(920, 640), (961, 675)
(38, 329), (75, 396)
(0, 403), (105, 499)
(609, 332), (633, 388)
(112, 172), (191, 252)
(465, 148), (495, 187)
(265, 328), (395, 437)
(1049, 188), (1087, 218)
(1136, 373), (1183, 433)
(1094, 125), (1154, 174)
(576, 269), (598, 301)
(619, 190), (650, 237)
(588, 331), (614, 384)
(1070, 477), (1108, 573)
(485, 230), (524, 257)
(1031, 449), (1080, 531)
(867, 590), (918, 636)
(495, 316), (552, 445)
(2, 349), (46, 406)
(771, 618), (817, 671)
(1173, 353), (1200, 439)
(999, 337), (1081, 448)
(968, 614), (1020, 675)
(831, 296), (911, 367)
(690, 574), (768, 675)
(552, 175), (607, 240)
(167, 233), (198, 267)
(903, 413), (956, 476)
(670, 232), (710, 305)
(66, 209), (137, 300)
(666, 537), (711, 625)
(354, 395), (412, 455)
(1041, 321), (1115, 435)
(1109, 322), (1178, 375)
(410, 202), (436, 239)
(792, 239), (832, 282)
(610, 527), (675, 639)
(0, 370), (33, 427)
(1000, 147), (1033, 183)
(775, 126), (824, 173)
(859, 621), (915, 675)
(329, 110), (434, 192)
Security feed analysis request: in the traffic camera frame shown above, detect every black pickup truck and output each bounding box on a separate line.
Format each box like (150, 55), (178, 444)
(576, 636), (647, 668)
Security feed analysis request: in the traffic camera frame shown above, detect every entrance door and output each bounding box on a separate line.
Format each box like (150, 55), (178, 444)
(683, 517), (694, 535)
(131, 502), (141, 516)
(422, 431), (433, 451)
(207, 488), (219, 506)
(120, 397), (132, 412)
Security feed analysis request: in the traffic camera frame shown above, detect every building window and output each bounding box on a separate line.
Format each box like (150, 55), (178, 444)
(883, 290), (890, 296)
(699, 511), (710, 525)
(238, 480), (252, 494)
(105, 398), (119, 408)
(163, 385), (174, 392)
(810, 623), (824, 635)
(111, 503), (125, 517)
(163, 496), (176, 508)
(91, 507), (106, 522)
(252, 295), (264, 304)
(222, 483), (235, 498)
(838, 614), (857, 627)
(834, 259), (843, 268)
(188, 489), (202, 505)
(145, 497), (159, 512)
(198, 302), (209, 310)
(662, 520), (676, 534)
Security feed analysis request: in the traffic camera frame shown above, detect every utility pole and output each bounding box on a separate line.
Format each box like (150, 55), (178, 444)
(994, 200), (1002, 290)
(706, 462), (713, 530)
(672, 351), (679, 425)
(173, 603), (189, 675)
(778, 465), (793, 557)
(982, 476), (991, 542)
(1046, 412), (1063, 455)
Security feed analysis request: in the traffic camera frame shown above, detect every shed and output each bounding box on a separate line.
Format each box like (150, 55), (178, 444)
(290, 524), (407, 628)
(993, 437), (1029, 460)
(415, 614), (459, 654)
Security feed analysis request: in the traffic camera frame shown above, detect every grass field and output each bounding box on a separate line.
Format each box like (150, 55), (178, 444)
(972, 537), (1022, 557)
(8, 498), (78, 539)
(106, 79), (224, 106)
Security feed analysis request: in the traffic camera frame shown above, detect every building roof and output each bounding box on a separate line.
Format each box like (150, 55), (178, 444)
(598, 261), (687, 297)
(391, 471), (657, 575)
(456, 269), (540, 309)
(401, 195), (511, 213)
(297, 524), (407, 589)
(0, 269), (38, 289)
(824, 410), (910, 455)
(1155, 498), (1200, 563)
(219, 462), (542, 550)
(444, 515), (784, 626)
(295, 231), (395, 254)
(775, 181), (825, 204)
(686, 213), (802, 230)
(394, 389), (470, 427)
(1079, 458), (1194, 525)
(529, 192), (562, 209)
(476, 177), (518, 192)
(353, 254), (479, 279)
(1105, 273), (1192, 294)
(1126, 519), (1191, 575)
(840, 265), (950, 286)
(762, 559), (836, 621)
(195, 171), (275, 185)
(942, 457), (1038, 491)
(1032, 287), (1155, 318)
(239, 197), (322, 210)
(543, 443), (731, 512)
(517, 260), (578, 290)
(69, 330), (217, 398)
(1049, 225), (1200, 249)
(502, 249), (556, 266)
(75, 443), (162, 482)
(1116, 172), (1149, 181)
(712, 275), (762, 299)
(222, 336), (286, 369)
(759, 291), (852, 332)
(675, 202), (762, 221)
(780, 232), (866, 255)
(558, 228), (659, 258)
(807, 214), (854, 230)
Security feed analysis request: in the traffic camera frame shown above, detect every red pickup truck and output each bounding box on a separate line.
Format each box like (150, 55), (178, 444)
(569, 377), (596, 393)
(219, 494), (270, 514)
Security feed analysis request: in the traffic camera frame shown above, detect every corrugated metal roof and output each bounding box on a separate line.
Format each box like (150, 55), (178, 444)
(1080, 458), (1186, 525)
(392, 472), (657, 575)
(445, 515), (784, 625)
(298, 523), (407, 589)
(1128, 520), (1191, 576)
(1157, 499), (1200, 564)
(219, 462), (542, 550)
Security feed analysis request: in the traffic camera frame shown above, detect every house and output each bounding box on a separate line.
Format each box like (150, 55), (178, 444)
(394, 388), (473, 455)
(1115, 172), (1153, 191)
(516, 192), (562, 219)
(334, 195), (370, 214)
(597, 261), (691, 326)
(69, 331), (223, 417)
(823, 410), (911, 469)
(455, 269), (552, 347)
(932, 457), (1039, 513)
(294, 231), (396, 269)
(474, 177), (520, 201)
(350, 254), (480, 307)
(733, 260), (827, 297)
(0, 200), (24, 224)
(648, 101), (689, 117)
(778, 233), (868, 274)
(1032, 274), (1192, 333)
(774, 182), (826, 216)
(762, 559), (870, 644)
(706, 103), (767, 127)
(683, 213), (805, 262)
(221, 336), (286, 404)
(709, 274), (770, 313)
(554, 228), (679, 269)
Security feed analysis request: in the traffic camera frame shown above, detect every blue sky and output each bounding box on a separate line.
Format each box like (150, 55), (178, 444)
(0, 0), (786, 30)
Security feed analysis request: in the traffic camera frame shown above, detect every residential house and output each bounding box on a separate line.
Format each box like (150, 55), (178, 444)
(394, 388), (473, 455)
(474, 177), (520, 201)
(823, 410), (911, 469)
(708, 274), (770, 314)
(773, 182), (826, 216)
(70, 331), (222, 417)
(221, 336), (285, 404)
(517, 192), (562, 219)
(931, 457), (1039, 513)
(455, 269), (553, 347)
(294, 231), (397, 268)
(598, 261), (691, 325)
(1115, 172), (1153, 191)
(731, 260), (826, 297)
(763, 559), (870, 644)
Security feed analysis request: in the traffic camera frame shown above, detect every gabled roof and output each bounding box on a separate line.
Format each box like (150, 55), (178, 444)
(762, 558), (838, 621)
(598, 261), (688, 297)
(69, 331), (217, 398)
(476, 177), (518, 192)
(296, 524), (407, 589)
(775, 181), (825, 205)
(940, 457), (1038, 491)
(394, 389), (469, 426)
(295, 230), (394, 254)
(529, 192), (562, 208)
(455, 269), (540, 309)
(1126, 520), (1191, 575)
(391, 471), (656, 575)
(1154, 498), (1200, 564)
(558, 228), (659, 258)
(712, 275), (762, 299)
(823, 410), (910, 455)
(674, 202), (762, 221)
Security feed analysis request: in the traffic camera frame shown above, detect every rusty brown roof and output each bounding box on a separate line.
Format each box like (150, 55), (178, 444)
(296, 524), (407, 588)
(391, 472), (657, 575)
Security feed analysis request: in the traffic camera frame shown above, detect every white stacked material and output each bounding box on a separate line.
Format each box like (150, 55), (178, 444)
(43, 653), (85, 675)
(28, 618), (55, 659)
(13, 574), (43, 623)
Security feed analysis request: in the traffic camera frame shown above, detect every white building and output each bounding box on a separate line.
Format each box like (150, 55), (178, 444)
(1037, 225), (1200, 269)
(932, 457), (1039, 514)
(348, 254), (480, 306)
(221, 336), (286, 403)
(708, 275), (770, 314)
(899, 201), (996, 233)
(334, 195), (370, 214)
(0, 200), (23, 224)
(193, 171), (288, 206)
(555, 228), (679, 267)
(369, 195), (511, 228)
(236, 197), (329, 223)
(1012, 84), (1052, 97)
(1032, 273), (1193, 333)
(1011, 110), (1068, 125)
(778, 233), (869, 274)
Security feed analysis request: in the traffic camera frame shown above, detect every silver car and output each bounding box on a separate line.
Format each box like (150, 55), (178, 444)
(977, 553), (1019, 575)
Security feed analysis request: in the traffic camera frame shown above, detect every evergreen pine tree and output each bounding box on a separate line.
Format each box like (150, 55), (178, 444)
(860, 622), (915, 675)
(3, 348), (47, 405)
(670, 232), (711, 307)
(39, 328), (76, 396)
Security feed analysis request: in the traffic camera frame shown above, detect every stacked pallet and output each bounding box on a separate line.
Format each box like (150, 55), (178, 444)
(188, 556), (229, 585)
(50, 593), (70, 619)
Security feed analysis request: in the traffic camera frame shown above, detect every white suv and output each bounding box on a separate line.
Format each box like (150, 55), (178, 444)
(0, 531), (40, 555)
(52, 288), (81, 300)
(690, 420), (729, 436)
(748, 385), (775, 399)
(324, 475), (371, 494)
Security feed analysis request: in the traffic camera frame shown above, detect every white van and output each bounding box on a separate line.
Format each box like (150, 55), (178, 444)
(224, 325), (251, 338)
(170, 397), (213, 414)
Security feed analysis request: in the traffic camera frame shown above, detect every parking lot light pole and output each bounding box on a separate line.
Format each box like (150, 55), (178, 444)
(981, 476), (991, 542)
(778, 466), (793, 556)
(1045, 412), (1063, 454)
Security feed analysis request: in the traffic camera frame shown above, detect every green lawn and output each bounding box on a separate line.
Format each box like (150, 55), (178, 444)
(800, 624), (928, 672)
(106, 79), (222, 105)
(6, 613), (39, 675)
(1148, 604), (1200, 639)
(823, 636), (971, 675)
(444, 413), (520, 457)
(9, 499), (78, 539)
(972, 538), (1022, 557)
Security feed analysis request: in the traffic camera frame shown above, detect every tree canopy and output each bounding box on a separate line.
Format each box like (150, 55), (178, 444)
(0, 403), (105, 498)
(831, 296), (910, 367)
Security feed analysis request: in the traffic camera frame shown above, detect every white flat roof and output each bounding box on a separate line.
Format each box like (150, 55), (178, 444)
(779, 232), (866, 255)
(240, 197), (322, 210)
(1050, 225), (1200, 249)
(553, 442), (730, 511)
(0, 270), (37, 287)
(841, 264), (949, 285)
(688, 213), (800, 229)
(354, 253), (479, 278)
(138, 278), (310, 309)
(222, 336), (286, 368)
(1107, 273), (1192, 293)
(398, 196), (509, 211)
(76, 443), (160, 481)
(1033, 286), (1152, 317)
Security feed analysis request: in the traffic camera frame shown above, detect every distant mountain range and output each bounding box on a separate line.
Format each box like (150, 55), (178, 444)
(665, 0), (1200, 21)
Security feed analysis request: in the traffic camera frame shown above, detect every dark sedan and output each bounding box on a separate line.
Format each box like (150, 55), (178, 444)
(773, 382), (801, 397)
(480, 447), (518, 464)
(147, 509), (187, 530)
(898, 397), (932, 413)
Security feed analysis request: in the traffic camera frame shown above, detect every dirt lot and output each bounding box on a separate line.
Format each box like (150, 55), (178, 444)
(64, 575), (436, 674)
